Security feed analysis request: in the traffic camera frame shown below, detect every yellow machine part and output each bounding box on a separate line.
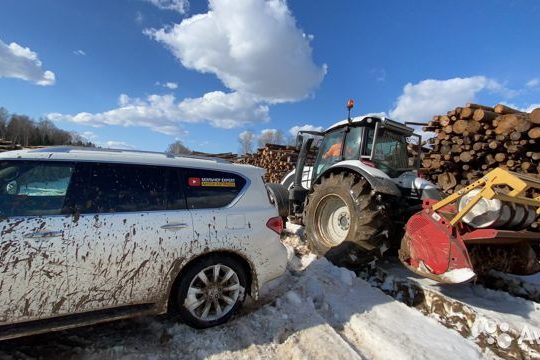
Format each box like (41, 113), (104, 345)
(432, 168), (540, 226)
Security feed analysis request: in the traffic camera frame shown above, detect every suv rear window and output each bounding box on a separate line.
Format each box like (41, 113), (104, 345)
(0, 160), (74, 217)
(184, 169), (246, 209)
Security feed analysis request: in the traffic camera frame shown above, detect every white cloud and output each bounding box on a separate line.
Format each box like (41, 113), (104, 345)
(289, 124), (324, 137)
(525, 104), (540, 112)
(145, 0), (326, 103)
(144, 0), (188, 13)
(81, 131), (98, 141)
(178, 91), (269, 128)
(73, 49), (86, 56)
(48, 91), (269, 135)
(81, 131), (135, 150)
(389, 76), (511, 123)
(526, 78), (539, 88)
(156, 81), (178, 89)
(164, 82), (178, 89)
(0, 38), (56, 86)
(49, 0), (324, 137)
(135, 11), (144, 24)
(103, 141), (136, 150)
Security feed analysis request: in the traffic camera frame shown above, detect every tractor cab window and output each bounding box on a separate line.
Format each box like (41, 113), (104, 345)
(313, 129), (345, 179)
(343, 126), (363, 160)
(363, 127), (375, 156)
(372, 129), (409, 177)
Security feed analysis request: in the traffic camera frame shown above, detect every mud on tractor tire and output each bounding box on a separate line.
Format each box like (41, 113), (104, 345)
(304, 171), (391, 268)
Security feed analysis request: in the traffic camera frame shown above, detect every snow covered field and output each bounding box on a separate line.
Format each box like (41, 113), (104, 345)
(1, 234), (539, 359)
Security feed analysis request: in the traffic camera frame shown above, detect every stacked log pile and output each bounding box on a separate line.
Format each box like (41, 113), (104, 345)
(0, 139), (22, 153)
(422, 103), (540, 228)
(235, 144), (317, 183)
(423, 104), (540, 191)
(190, 151), (239, 162)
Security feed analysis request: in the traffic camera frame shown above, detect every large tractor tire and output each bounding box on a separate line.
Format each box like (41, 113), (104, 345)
(304, 171), (391, 268)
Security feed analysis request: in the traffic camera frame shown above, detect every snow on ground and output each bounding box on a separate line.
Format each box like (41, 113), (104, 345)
(377, 260), (540, 335)
(516, 273), (540, 286)
(0, 241), (487, 360)
(372, 259), (540, 359)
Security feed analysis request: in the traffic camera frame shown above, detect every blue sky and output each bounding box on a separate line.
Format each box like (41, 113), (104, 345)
(1, 0), (539, 153)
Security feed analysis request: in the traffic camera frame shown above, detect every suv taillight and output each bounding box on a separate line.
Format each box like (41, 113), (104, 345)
(266, 216), (284, 234)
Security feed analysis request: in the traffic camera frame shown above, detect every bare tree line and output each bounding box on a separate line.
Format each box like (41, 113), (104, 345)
(238, 129), (294, 154)
(0, 107), (94, 147)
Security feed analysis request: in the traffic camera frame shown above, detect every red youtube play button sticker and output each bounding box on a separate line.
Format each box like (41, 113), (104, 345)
(188, 177), (201, 187)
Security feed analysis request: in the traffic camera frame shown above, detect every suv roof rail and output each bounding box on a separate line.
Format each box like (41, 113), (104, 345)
(30, 146), (231, 164)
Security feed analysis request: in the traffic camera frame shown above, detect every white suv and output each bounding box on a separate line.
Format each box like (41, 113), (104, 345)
(0, 147), (287, 339)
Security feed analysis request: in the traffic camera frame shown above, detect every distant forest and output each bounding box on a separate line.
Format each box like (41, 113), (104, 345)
(0, 107), (94, 147)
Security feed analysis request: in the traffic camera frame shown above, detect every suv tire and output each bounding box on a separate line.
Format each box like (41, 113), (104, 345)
(173, 255), (247, 328)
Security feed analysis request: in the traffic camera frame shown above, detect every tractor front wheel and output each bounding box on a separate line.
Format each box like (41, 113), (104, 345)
(304, 171), (391, 268)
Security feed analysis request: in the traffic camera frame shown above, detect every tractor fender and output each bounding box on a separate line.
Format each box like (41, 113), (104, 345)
(393, 171), (443, 201)
(321, 160), (402, 197)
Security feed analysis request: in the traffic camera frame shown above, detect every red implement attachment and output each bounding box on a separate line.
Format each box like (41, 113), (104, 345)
(399, 199), (540, 284)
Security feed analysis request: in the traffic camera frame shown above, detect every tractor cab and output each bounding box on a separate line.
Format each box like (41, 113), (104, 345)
(307, 116), (420, 181)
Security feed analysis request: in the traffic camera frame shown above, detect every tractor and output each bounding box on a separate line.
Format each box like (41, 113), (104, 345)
(268, 100), (540, 283)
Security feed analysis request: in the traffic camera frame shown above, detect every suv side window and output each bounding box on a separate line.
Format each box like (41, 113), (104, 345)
(70, 163), (169, 214)
(0, 160), (74, 217)
(183, 168), (246, 209)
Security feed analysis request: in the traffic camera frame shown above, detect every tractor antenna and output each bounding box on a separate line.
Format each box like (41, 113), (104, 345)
(346, 99), (354, 124)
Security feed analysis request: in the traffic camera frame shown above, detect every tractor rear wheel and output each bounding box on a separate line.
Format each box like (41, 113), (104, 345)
(304, 171), (391, 268)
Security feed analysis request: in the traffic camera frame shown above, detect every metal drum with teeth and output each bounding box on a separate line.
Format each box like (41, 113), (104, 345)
(458, 189), (536, 229)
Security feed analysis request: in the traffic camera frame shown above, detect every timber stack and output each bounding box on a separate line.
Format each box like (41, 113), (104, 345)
(190, 151), (239, 162)
(422, 103), (540, 229)
(0, 139), (22, 153)
(236, 144), (316, 183)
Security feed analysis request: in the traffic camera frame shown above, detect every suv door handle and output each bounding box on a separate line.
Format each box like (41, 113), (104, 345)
(160, 223), (189, 230)
(24, 230), (64, 239)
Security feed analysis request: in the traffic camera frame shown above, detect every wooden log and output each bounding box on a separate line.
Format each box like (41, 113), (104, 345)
(473, 109), (498, 122)
(460, 107), (474, 119)
(453, 120), (469, 134)
(495, 114), (531, 134)
(528, 127), (540, 139)
(510, 131), (522, 141)
(437, 132), (448, 140)
(495, 153), (506, 162)
(437, 172), (457, 191)
(474, 142), (488, 151)
(439, 116), (451, 126)
(494, 104), (521, 115)
(466, 120), (481, 133)
(459, 151), (473, 163)
(466, 103), (495, 112)
(530, 108), (540, 125)
(488, 140), (500, 150)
